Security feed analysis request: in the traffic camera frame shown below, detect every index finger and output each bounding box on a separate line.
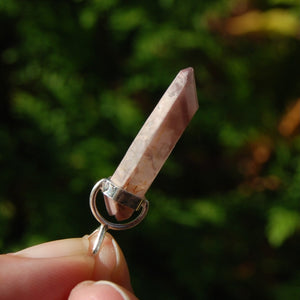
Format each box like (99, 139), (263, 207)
(0, 232), (132, 300)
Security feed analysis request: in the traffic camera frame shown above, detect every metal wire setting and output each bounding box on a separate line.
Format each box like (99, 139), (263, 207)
(89, 178), (149, 254)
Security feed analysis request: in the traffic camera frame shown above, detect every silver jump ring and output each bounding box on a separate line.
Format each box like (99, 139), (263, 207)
(89, 179), (149, 231)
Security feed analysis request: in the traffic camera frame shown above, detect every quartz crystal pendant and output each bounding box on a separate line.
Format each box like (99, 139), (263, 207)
(104, 67), (199, 220)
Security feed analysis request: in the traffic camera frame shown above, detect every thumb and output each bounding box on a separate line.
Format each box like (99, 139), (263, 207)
(69, 280), (138, 300)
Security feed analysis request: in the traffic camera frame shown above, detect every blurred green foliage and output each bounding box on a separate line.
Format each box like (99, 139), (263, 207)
(1, 0), (300, 299)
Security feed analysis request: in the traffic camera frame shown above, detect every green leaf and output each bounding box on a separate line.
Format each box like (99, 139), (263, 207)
(266, 207), (300, 247)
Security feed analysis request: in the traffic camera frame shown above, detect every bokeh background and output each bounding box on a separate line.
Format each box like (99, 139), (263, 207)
(1, 0), (300, 299)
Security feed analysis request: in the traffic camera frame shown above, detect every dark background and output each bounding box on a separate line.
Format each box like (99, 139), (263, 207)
(1, 0), (300, 299)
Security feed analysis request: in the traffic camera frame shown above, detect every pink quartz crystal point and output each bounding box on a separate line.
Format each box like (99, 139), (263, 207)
(105, 67), (199, 221)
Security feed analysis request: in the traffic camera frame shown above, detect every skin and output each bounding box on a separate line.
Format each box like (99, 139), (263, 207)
(0, 231), (138, 300)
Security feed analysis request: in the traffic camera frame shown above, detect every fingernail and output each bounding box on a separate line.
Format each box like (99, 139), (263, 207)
(112, 238), (121, 266)
(87, 230), (133, 292)
(88, 231), (117, 279)
(13, 238), (89, 258)
(98, 236), (116, 270)
(93, 281), (130, 300)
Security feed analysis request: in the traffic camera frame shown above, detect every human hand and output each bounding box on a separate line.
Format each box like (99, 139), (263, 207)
(0, 232), (138, 300)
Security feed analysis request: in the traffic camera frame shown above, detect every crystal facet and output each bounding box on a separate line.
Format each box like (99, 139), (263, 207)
(105, 67), (199, 220)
